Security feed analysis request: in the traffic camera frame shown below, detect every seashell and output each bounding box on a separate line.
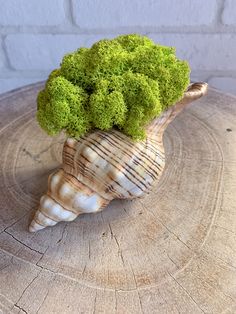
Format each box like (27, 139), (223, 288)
(29, 82), (208, 232)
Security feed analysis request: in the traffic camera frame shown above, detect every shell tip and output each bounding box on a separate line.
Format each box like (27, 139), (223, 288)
(29, 220), (45, 233)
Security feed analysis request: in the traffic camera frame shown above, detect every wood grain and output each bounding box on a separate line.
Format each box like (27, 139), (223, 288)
(0, 83), (236, 313)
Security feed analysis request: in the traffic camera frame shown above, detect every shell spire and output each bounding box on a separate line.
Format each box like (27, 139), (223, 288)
(146, 82), (208, 141)
(29, 82), (208, 232)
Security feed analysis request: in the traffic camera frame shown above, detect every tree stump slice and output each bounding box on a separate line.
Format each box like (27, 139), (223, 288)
(0, 83), (236, 314)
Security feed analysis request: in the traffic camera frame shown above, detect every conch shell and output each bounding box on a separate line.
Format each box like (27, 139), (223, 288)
(29, 82), (208, 232)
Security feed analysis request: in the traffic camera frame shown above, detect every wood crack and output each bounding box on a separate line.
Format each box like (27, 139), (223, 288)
(22, 148), (42, 164)
(2, 212), (30, 232)
(14, 303), (28, 314)
(113, 235), (125, 266)
(14, 269), (42, 313)
(4, 230), (44, 255)
(130, 265), (144, 313)
(141, 202), (193, 252)
(56, 224), (67, 244)
(35, 275), (56, 314)
(108, 222), (125, 266)
(167, 271), (206, 313)
(92, 291), (97, 314)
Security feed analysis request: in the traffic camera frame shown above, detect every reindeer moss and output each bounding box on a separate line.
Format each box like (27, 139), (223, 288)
(37, 34), (190, 140)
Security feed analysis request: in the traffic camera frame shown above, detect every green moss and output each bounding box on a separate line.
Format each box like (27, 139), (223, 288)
(37, 34), (190, 140)
(37, 76), (89, 137)
(89, 79), (127, 130)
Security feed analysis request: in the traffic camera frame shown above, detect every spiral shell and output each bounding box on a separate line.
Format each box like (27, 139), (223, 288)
(29, 82), (208, 232)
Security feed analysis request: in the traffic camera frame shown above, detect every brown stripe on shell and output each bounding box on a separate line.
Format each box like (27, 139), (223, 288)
(147, 108), (173, 137)
(63, 144), (132, 199)
(107, 131), (164, 171)
(110, 130), (164, 162)
(38, 207), (59, 223)
(34, 217), (47, 228)
(48, 193), (79, 215)
(144, 140), (165, 162)
(77, 138), (148, 195)
(96, 131), (162, 179)
(63, 127), (163, 197)
(64, 154), (115, 196)
(110, 130), (165, 169)
(64, 144), (127, 198)
(80, 135), (151, 190)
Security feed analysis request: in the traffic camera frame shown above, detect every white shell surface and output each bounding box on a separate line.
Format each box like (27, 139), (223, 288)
(73, 193), (101, 213)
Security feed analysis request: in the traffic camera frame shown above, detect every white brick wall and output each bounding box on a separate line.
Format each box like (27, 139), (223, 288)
(0, 39), (5, 69)
(5, 34), (114, 70)
(0, 0), (236, 95)
(149, 34), (236, 71)
(72, 0), (218, 28)
(222, 0), (236, 25)
(0, 0), (66, 26)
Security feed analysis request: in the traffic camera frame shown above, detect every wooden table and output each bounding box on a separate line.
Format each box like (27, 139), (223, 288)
(0, 83), (236, 314)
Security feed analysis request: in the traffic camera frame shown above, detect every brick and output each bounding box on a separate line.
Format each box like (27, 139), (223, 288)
(150, 34), (236, 71)
(5, 34), (114, 71)
(208, 77), (236, 95)
(222, 0), (236, 25)
(72, 0), (217, 28)
(0, 78), (45, 94)
(0, 0), (65, 26)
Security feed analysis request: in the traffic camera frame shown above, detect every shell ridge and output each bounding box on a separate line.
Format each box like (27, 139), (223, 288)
(81, 135), (152, 190)
(110, 130), (165, 164)
(97, 131), (161, 180)
(144, 140), (165, 162)
(81, 142), (147, 196)
(71, 134), (149, 195)
(47, 192), (79, 215)
(64, 150), (126, 199)
(78, 134), (150, 198)
(110, 130), (163, 173)
(63, 143), (119, 197)
(62, 162), (116, 201)
(38, 207), (59, 222)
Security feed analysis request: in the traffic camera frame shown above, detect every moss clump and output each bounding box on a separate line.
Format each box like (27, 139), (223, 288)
(37, 34), (190, 140)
